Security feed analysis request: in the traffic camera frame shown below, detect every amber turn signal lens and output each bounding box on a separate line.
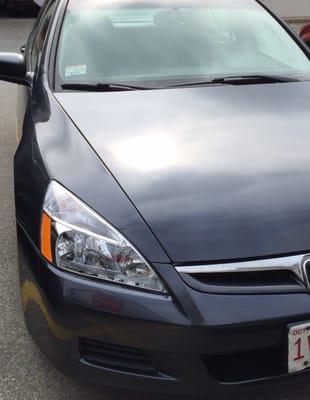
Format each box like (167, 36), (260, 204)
(41, 212), (53, 262)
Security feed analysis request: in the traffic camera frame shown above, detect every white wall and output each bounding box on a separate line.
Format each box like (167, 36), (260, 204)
(264, 0), (310, 18)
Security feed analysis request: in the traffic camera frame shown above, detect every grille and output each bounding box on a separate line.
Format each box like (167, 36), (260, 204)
(181, 270), (303, 294)
(304, 261), (310, 288)
(176, 254), (310, 294)
(79, 338), (160, 376)
(193, 270), (297, 287)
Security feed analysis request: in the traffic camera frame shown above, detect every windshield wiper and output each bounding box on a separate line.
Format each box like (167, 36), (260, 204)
(167, 74), (300, 88)
(212, 74), (300, 84)
(61, 82), (153, 92)
(61, 75), (300, 92)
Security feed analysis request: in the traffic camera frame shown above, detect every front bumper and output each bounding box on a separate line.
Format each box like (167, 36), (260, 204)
(17, 222), (310, 396)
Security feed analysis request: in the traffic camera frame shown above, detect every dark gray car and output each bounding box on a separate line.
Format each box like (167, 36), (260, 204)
(1, 0), (310, 396)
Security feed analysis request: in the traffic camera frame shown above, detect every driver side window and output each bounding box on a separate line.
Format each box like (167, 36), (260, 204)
(29, 2), (56, 73)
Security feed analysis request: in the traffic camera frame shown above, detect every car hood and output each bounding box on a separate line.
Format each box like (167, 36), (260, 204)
(55, 82), (310, 263)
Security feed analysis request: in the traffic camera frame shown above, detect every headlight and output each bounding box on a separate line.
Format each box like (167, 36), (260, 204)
(40, 181), (167, 293)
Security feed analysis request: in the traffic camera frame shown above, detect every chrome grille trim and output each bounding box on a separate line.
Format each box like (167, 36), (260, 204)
(176, 254), (310, 286)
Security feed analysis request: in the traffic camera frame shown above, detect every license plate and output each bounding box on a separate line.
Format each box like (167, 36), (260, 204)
(288, 322), (310, 373)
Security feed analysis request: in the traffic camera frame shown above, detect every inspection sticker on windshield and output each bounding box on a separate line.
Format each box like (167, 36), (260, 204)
(288, 322), (310, 373)
(65, 64), (87, 77)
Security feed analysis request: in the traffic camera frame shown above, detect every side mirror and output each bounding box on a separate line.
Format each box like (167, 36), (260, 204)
(0, 52), (30, 86)
(300, 23), (310, 48)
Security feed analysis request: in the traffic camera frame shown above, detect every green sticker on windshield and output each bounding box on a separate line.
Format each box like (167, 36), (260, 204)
(65, 64), (87, 77)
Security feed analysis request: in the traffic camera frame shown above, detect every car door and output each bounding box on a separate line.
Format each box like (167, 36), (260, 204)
(16, 0), (57, 142)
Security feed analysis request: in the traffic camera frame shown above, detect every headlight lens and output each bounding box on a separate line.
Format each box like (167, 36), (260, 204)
(41, 181), (167, 293)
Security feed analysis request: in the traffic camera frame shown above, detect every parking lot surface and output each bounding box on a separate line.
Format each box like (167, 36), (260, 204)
(2, 13), (310, 400)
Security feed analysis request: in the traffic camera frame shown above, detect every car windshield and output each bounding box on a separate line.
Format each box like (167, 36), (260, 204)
(56, 0), (310, 89)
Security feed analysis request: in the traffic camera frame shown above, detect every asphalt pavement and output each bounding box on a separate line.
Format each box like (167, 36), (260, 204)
(2, 12), (310, 400)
